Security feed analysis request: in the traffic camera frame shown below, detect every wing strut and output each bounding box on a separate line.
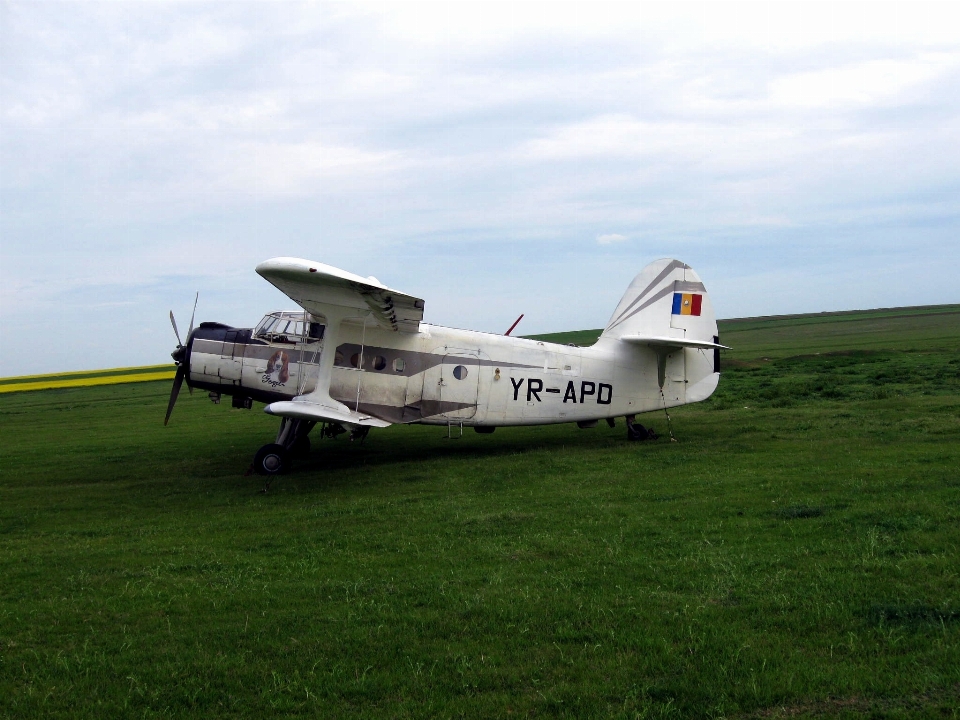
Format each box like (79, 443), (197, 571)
(263, 306), (389, 428)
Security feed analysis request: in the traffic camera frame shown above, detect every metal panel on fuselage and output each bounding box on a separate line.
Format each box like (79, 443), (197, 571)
(218, 330), (243, 383)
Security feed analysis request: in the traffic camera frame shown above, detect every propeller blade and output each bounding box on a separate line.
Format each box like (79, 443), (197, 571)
(187, 292), (198, 338)
(169, 311), (182, 347)
(164, 365), (185, 426)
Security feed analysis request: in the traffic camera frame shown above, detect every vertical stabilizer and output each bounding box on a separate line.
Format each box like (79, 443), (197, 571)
(602, 259), (718, 342)
(602, 259), (721, 404)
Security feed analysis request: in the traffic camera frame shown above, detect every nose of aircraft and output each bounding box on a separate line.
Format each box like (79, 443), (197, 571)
(164, 294), (198, 426)
(171, 343), (187, 365)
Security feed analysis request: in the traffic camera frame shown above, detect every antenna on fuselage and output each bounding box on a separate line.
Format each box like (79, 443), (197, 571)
(504, 314), (524, 336)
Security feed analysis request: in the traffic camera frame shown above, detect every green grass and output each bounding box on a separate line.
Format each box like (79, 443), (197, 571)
(527, 304), (960, 359)
(717, 305), (960, 360)
(2, 306), (959, 718)
(525, 328), (607, 347)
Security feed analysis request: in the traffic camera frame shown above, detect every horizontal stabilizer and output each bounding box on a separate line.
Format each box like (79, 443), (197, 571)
(621, 335), (730, 351)
(264, 401), (392, 428)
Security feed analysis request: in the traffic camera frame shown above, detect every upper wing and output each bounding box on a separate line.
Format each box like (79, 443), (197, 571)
(256, 257), (425, 332)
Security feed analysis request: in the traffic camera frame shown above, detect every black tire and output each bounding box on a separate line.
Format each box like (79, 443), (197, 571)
(290, 434), (311, 457)
(253, 443), (289, 476)
(626, 421), (649, 442)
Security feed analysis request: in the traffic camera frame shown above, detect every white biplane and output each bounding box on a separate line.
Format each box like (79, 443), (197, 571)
(166, 257), (726, 476)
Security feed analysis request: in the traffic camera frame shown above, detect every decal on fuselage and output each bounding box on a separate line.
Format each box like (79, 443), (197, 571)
(262, 350), (290, 387)
(510, 377), (612, 404)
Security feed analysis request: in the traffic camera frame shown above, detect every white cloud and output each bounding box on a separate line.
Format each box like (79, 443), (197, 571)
(374, 2), (960, 52)
(518, 115), (646, 161)
(770, 53), (960, 108)
(597, 233), (627, 245)
(209, 141), (402, 197)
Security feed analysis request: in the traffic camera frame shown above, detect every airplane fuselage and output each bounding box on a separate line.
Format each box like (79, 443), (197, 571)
(185, 319), (719, 427)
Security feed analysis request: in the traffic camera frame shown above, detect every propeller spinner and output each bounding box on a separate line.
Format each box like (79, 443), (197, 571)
(164, 293), (198, 426)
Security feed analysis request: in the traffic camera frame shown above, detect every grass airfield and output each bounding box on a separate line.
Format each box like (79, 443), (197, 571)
(1, 307), (959, 718)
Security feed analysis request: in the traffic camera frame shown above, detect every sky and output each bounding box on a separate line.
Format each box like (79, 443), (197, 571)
(2, 1), (959, 376)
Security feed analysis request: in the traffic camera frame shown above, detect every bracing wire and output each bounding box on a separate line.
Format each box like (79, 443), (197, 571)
(658, 386), (679, 442)
(355, 314), (368, 411)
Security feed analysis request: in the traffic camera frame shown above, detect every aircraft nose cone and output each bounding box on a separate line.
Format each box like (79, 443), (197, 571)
(172, 345), (187, 364)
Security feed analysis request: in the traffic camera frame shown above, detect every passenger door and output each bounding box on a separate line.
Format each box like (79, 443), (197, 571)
(421, 350), (480, 420)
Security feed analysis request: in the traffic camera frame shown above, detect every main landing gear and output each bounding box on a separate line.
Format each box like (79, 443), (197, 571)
(253, 417), (316, 479)
(625, 414), (659, 441)
(253, 418), (370, 489)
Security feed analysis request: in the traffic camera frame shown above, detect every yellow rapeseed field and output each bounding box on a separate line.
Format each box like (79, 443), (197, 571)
(0, 369), (175, 394)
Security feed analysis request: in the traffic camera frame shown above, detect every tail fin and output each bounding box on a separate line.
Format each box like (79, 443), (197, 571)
(602, 259), (718, 341)
(602, 259), (723, 403)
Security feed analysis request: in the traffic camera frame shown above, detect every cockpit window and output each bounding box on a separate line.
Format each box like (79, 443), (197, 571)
(254, 311), (323, 344)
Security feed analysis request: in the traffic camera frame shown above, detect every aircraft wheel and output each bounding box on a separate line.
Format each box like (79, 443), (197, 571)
(254, 443), (289, 476)
(291, 435), (311, 457)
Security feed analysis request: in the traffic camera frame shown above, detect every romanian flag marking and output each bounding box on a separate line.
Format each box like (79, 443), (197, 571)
(671, 292), (702, 316)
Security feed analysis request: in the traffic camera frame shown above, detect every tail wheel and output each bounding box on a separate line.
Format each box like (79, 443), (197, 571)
(254, 443), (289, 476)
